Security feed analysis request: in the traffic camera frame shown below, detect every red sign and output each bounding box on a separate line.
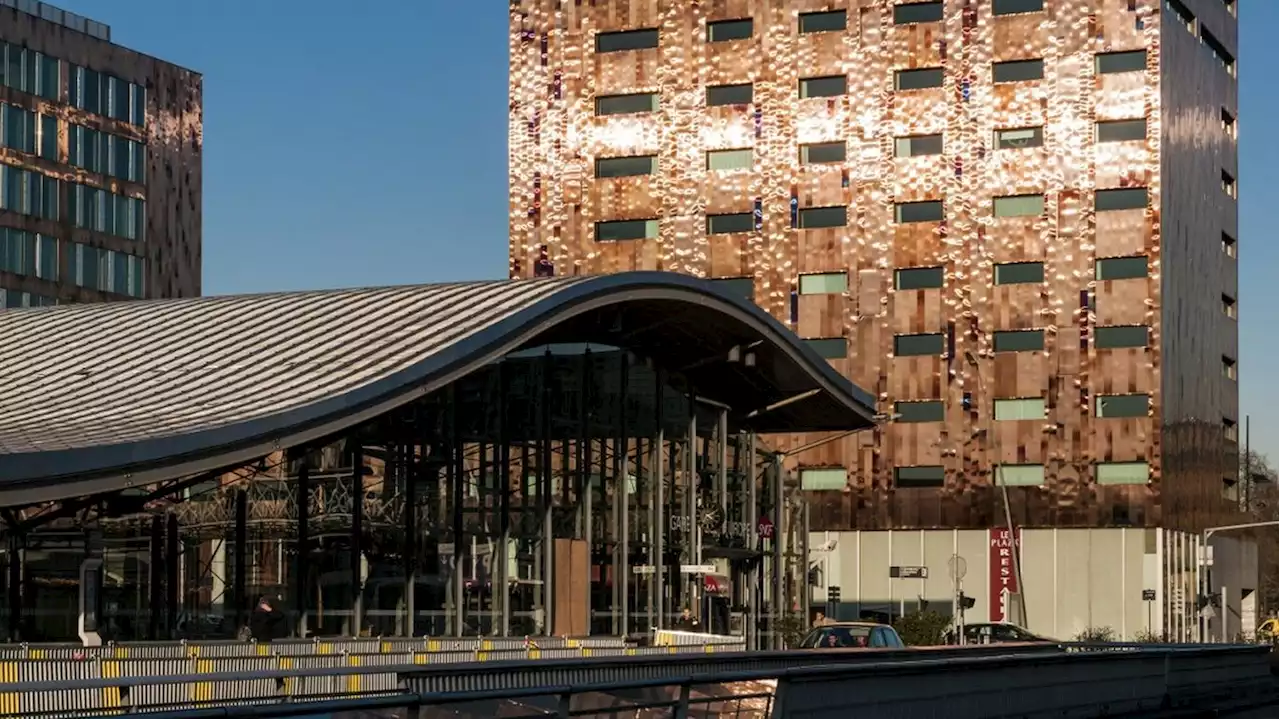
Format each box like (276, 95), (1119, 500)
(757, 515), (775, 539)
(988, 528), (1022, 622)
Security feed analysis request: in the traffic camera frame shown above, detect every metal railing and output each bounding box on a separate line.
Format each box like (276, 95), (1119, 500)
(0, 643), (1066, 717)
(66, 643), (1275, 719)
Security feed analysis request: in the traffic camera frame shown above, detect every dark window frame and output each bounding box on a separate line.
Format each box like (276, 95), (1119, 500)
(893, 2), (944, 25)
(706, 212), (755, 235)
(895, 133), (944, 157)
(707, 18), (753, 43)
(801, 141), (847, 165)
(805, 337), (849, 359)
(895, 67), (945, 90)
(1095, 325), (1149, 349)
(993, 59), (1045, 83)
(895, 266), (945, 290)
(895, 200), (945, 223)
(707, 83), (754, 107)
(595, 28), (660, 53)
(710, 276), (754, 301)
(799, 10), (847, 34)
(993, 0), (1045, 15)
(1096, 394), (1150, 419)
(895, 400), (945, 423)
(1096, 118), (1148, 143)
(799, 75), (848, 98)
(894, 333), (945, 357)
(595, 218), (658, 242)
(594, 154), (657, 178)
(995, 126), (1044, 150)
(994, 262), (1045, 285)
(797, 205), (848, 229)
(595, 93), (658, 116)
(1095, 50), (1148, 74)
(992, 329), (1045, 353)
(895, 466), (945, 488)
(1095, 187), (1149, 211)
(1095, 256), (1149, 281)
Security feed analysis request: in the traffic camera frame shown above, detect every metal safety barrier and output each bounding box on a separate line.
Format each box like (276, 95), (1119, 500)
(0, 643), (1065, 717)
(78, 643), (1277, 719)
(0, 634), (631, 660)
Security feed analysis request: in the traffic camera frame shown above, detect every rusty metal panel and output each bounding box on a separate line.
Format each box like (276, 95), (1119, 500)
(0, 5), (201, 304)
(509, 1), (1239, 530)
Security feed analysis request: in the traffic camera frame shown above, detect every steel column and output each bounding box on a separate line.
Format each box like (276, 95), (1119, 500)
(5, 533), (20, 641)
(497, 362), (511, 637)
(448, 386), (464, 637)
(771, 453), (784, 650)
(349, 442), (365, 636)
(540, 349), (555, 636)
(404, 441), (418, 637)
(652, 368), (666, 630)
(232, 489), (247, 636)
(165, 513), (179, 639)
(745, 432), (757, 650)
(717, 411), (729, 514)
(294, 462), (311, 638)
(685, 391), (698, 617)
(618, 352), (630, 635)
(148, 514), (163, 639)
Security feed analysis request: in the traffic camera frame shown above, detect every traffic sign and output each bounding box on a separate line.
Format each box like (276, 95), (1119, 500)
(1142, 589), (1156, 601)
(890, 566), (928, 579)
(680, 564), (716, 574)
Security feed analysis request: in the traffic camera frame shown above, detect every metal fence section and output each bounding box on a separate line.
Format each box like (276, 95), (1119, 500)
(64, 643), (1276, 719)
(0, 644), (1062, 717)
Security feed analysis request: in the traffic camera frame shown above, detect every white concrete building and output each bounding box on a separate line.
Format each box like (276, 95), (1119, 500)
(808, 528), (1259, 642)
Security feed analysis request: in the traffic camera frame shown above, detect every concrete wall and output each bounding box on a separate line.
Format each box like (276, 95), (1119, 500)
(810, 527), (1258, 642)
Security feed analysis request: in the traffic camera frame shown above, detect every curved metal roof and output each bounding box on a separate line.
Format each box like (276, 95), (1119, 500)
(0, 272), (876, 504)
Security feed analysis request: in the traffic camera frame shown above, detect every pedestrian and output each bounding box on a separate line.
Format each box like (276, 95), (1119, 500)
(249, 594), (288, 643)
(676, 607), (702, 632)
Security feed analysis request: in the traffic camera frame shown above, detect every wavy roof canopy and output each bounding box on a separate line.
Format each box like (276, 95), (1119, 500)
(0, 272), (876, 505)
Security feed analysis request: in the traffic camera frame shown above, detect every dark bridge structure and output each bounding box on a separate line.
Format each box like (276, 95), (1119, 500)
(0, 272), (876, 646)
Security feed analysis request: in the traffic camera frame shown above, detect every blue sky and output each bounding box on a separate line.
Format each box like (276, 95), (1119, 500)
(52, 1), (1277, 462)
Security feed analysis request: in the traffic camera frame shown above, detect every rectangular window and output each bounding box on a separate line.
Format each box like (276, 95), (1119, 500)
(706, 212), (754, 235)
(38, 114), (56, 160)
(1095, 394), (1150, 418)
(800, 75), (847, 98)
(706, 148), (753, 171)
(893, 2), (944, 24)
(800, 467), (847, 491)
(994, 397), (1045, 421)
(1221, 171), (1236, 198)
(69, 65), (144, 125)
(1222, 294), (1236, 319)
(993, 194), (1044, 218)
(798, 206), (847, 229)
(895, 200), (944, 223)
(1224, 418), (1238, 442)
(1165, 0), (1195, 32)
(1222, 356), (1237, 381)
(896, 400), (944, 423)
(994, 59), (1045, 83)
(1221, 232), (1236, 258)
(895, 466), (944, 488)
(596, 93), (659, 116)
(595, 28), (659, 53)
(1096, 462), (1149, 485)
(595, 219), (658, 242)
(1095, 187), (1148, 211)
(1200, 27), (1235, 75)
(894, 333), (944, 356)
(805, 337), (848, 359)
(895, 266), (944, 290)
(995, 126), (1044, 150)
(67, 183), (142, 240)
(801, 141), (846, 165)
(895, 134), (943, 157)
(895, 67), (944, 90)
(1221, 108), (1236, 138)
(707, 83), (753, 106)
(993, 329), (1044, 353)
(1097, 119), (1147, 143)
(799, 10), (847, 34)
(1095, 325), (1149, 348)
(993, 0), (1045, 15)
(707, 18), (753, 43)
(799, 272), (848, 295)
(711, 276), (754, 301)
(994, 262), (1044, 285)
(1095, 50), (1147, 74)
(997, 464), (1045, 487)
(1095, 256), (1148, 281)
(595, 155), (656, 178)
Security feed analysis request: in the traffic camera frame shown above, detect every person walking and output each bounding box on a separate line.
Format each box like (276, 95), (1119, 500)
(676, 607), (702, 632)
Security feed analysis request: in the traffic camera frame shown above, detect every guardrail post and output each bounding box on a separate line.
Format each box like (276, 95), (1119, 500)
(557, 690), (572, 718)
(673, 681), (692, 719)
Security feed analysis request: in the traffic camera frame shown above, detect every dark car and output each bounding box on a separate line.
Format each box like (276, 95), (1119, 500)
(799, 621), (906, 649)
(962, 622), (1055, 645)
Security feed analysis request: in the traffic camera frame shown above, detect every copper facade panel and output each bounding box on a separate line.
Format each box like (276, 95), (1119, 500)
(509, 0), (1240, 530)
(0, 5), (202, 306)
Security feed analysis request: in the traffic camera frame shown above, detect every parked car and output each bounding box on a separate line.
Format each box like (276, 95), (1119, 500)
(799, 621), (906, 649)
(960, 622), (1055, 645)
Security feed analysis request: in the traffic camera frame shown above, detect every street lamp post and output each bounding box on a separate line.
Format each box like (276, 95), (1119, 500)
(1197, 520), (1280, 643)
(965, 351), (1028, 627)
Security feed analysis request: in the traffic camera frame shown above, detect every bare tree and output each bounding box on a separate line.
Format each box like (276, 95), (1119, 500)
(1240, 450), (1278, 618)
